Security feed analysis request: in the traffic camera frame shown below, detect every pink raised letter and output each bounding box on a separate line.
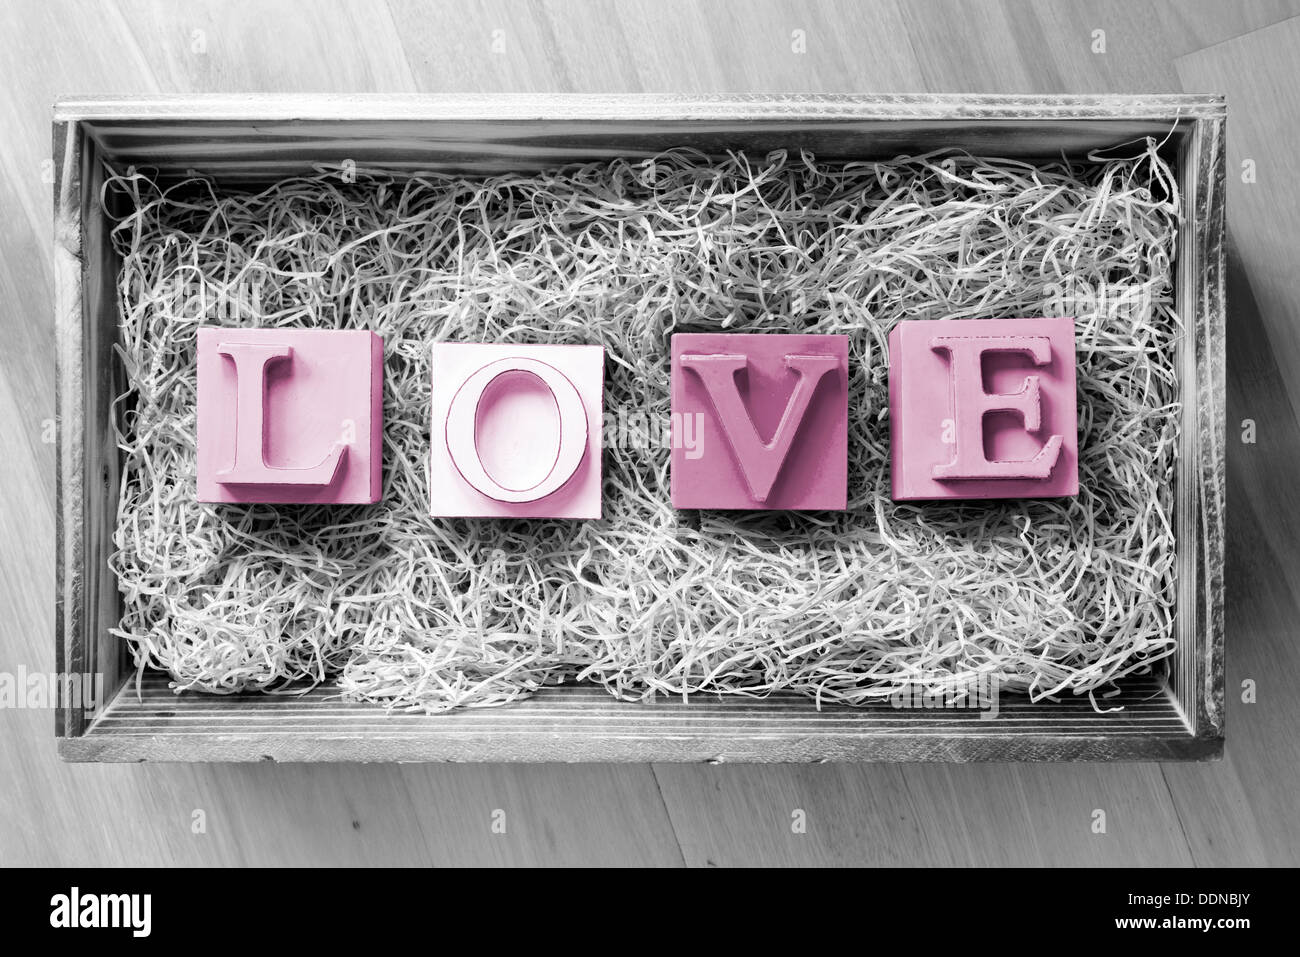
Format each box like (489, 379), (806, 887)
(196, 327), (385, 504)
(215, 341), (346, 487)
(680, 352), (840, 503)
(928, 334), (1062, 481)
(429, 343), (604, 519)
(888, 317), (1078, 501)
(671, 333), (848, 511)
(445, 356), (590, 503)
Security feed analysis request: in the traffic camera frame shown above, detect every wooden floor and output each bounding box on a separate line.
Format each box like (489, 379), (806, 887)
(3, 0), (1297, 867)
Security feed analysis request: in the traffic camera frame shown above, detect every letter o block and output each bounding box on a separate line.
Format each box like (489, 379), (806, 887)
(889, 317), (1078, 501)
(429, 343), (604, 519)
(671, 333), (848, 510)
(196, 327), (384, 504)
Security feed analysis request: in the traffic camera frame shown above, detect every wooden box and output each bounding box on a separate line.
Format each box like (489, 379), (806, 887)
(54, 94), (1225, 762)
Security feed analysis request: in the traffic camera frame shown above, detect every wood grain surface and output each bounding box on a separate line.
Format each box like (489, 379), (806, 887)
(2, 0), (1296, 867)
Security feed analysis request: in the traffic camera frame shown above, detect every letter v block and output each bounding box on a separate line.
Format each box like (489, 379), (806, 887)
(889, 317), (1078, 501)
(196, 327), (384, 504)
(671, 333), (848, 510)
(429, 343), (604, 519)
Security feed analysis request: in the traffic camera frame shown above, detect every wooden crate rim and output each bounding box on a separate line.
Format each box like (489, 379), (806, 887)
(53, 92), (1227, 123)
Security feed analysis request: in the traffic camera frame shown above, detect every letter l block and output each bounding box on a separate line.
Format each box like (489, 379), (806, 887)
(196, 327), (384, 504)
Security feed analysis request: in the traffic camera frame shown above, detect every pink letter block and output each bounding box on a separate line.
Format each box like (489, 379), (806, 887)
(889, 317), (1078, 501)
(196, 327), (384, 504)
(429, 343), (604, 519)
(671, 333), (848, 510)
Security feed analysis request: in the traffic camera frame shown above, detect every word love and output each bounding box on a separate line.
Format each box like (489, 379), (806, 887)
(194, 318), (1078, 516)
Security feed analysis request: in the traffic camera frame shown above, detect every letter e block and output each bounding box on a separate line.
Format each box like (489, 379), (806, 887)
(889, 317), (1078, 501)
(429, 343), (604, 519)
(196, 327), (384, 504)
(671, 333), (848, 510)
